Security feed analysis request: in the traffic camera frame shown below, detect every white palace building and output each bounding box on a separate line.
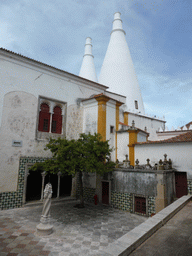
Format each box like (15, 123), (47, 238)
(0, 12), (191, 212)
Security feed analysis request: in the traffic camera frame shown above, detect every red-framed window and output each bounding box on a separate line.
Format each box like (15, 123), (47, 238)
(135, 196), (146, 214)
(38, 103), (50, 132)
(51, 106), (62, 134)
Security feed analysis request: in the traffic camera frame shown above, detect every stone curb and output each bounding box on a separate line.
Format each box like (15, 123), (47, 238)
(100, 195), (192, 256)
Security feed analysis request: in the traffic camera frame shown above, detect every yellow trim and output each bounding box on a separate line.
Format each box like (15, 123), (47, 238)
(124, 112), (129, 125)
(128, 130), (138, 166)
(96, 96), (109, 141)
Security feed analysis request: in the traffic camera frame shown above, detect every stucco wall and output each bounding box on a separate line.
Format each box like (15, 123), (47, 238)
(0, 53), (107, 193)
(106, 100), (116, 161)
(0, 91), (53, 192)
(128, 113), (165, 140)
(117, 132), (129, 162)
(137, 131), (147, 143)
(135, 143), (192, 179)
(0, 55), (104, 126)
(67, 104), (83, 140)
(82, 100), (98, 135)
(165, 172), (175, 205)
(112, 170), (157, 197)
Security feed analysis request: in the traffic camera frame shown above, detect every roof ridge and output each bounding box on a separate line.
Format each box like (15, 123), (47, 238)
(136, 131), (192, 145)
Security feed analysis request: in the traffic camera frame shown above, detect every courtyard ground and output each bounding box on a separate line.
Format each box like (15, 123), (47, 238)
(0, 200), (147, 256)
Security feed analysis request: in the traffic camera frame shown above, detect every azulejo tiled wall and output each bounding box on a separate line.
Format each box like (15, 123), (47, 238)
(83, 187), (96, 203)
(187, 180), (192, 195)
(111, 191), (156, 216)
(0, 157), (47, 210)
(76, 175), (96, 204)
(111, 191), (133, 212)
(148, 196), (156, 216)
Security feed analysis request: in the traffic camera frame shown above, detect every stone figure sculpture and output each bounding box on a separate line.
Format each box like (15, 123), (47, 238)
(41, 183), (52, 224)
(36, 182), (53, 236)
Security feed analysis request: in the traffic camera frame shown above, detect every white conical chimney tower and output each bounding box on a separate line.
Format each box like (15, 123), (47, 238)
(79, 37), (97, 82)
(99, 12), (145, 114)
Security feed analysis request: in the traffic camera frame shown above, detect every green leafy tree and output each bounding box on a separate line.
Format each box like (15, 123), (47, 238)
(31, 133), (115, 207)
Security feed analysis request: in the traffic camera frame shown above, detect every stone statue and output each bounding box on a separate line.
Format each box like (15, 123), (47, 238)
(36, 182), (53, 236)
(40, 183), (52, 224)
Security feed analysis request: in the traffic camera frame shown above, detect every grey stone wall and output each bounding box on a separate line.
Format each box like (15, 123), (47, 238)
(111, 170), (157, 197)
(165, 172), (175, 205)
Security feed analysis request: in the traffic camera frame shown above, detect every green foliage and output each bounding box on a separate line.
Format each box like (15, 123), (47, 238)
(30, 133), (115, 176)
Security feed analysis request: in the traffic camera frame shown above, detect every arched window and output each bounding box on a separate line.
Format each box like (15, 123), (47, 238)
(38, 103), (50, 132)
(51, 106), (62, 134)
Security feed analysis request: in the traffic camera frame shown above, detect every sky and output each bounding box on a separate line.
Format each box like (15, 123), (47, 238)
(0, 0), (191, 130)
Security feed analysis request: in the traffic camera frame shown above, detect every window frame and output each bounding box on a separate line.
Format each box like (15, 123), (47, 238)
(36, 96), (67, 140)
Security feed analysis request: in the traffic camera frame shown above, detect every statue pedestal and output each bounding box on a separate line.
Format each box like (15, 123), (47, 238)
(36, 223), (53, 236)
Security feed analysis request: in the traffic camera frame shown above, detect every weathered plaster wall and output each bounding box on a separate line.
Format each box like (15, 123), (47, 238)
(0, 54), (107, 194)
(117, 132), (129, 162)
(83, 172), (96, 188)
(135, 143), (192, 178)
(137, 131), (147, 143)
(0, 91), (52, 192)
(165, 172), (175, 205)
(106, 100), (116, 161)
(128, 113), (165, 140)
(0, 56), (104, 126)
(112, 170), (157, 196)
(67, 105), (83, 140)
(0, 91), (85, 192)
(82, 100), (98, 135)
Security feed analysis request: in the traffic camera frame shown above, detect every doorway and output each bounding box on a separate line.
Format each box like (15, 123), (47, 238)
(175, 172), (188, 198)
(26, 169), (72, 202)
(26, 169), (42, 201)
(60, 175), (72, 197)
(44, 174), (58, 198)
(102, 181), (109, 205)
(135, 196), (146, 214)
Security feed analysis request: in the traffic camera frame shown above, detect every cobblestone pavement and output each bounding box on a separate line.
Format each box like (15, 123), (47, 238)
(130, 200), (192, 256)
(0, 200), (147, 256)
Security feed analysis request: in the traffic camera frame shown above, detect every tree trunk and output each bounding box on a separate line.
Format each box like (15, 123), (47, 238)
(79, 171), (84, 208)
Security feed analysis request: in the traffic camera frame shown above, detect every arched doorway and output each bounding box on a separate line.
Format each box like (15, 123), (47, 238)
(44, 174), (58, 198)
(26, 168), (42, 201)
(26, 167), (72, 202)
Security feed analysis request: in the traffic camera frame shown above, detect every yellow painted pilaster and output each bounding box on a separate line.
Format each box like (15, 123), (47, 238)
(96, 96), (109, 141)
(124, 112), (129, 125)
(128, 130), (138, 166)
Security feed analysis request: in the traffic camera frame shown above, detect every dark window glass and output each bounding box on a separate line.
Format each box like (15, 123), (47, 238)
(110, 126), (114, 133)
(38, 103), (50, 132)
(52, 120), (57, 133)
(135, 100), (138, 109)
(52, 106), (62, 134)
(43, 119), (49, 131)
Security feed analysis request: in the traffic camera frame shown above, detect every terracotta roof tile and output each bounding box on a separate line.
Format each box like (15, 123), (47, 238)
(136, 131), (192, 145)
(119, 121), (129, 127)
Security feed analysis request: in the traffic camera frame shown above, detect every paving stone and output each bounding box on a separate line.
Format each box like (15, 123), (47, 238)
(130, 201), (192, 256)
(0, 200), (147, 255)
